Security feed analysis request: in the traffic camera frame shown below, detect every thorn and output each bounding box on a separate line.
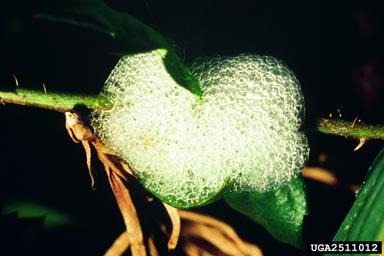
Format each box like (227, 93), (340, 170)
(43, 83), (47, 94)
(354, 138), (367, 151)
(12, 74), (19, 87)
(337, 108), (342, 118)
(351, 117), (358, 128)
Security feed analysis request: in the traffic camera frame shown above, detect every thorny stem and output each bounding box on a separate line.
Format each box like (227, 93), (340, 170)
(317, 118), (384, 140)
(2, 88), (384, 140)
(0, 88), (112, 112)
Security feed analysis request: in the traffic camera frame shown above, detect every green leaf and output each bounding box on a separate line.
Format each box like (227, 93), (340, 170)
(36, 0), (203, 97)
(224, 175), (308, 249)
(3, 201), (70, 228)
(326, 147), (384, 256)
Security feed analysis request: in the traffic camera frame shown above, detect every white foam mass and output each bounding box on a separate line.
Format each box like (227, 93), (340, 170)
(91, 49), (309, 207)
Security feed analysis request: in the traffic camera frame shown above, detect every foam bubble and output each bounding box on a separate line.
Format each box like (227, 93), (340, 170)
(91, 50), (309, 207)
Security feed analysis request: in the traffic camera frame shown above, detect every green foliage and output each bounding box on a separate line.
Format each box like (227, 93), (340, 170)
(225, 175), (308, 249)
(36, 0), (203, 97)
(326, 147), (384, 256)
(3, 201), (70, 228)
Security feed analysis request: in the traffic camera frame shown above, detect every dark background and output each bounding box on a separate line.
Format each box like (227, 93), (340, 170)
(0, 0), (383, 255)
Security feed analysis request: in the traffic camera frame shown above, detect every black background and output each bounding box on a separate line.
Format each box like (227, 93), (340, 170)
(0, 0), (383, 255)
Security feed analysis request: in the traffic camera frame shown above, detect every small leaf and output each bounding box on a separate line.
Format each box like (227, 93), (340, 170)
(224, 175), (308, 248)
(326, 147), (384, 256)
(36, 0), (203, 97)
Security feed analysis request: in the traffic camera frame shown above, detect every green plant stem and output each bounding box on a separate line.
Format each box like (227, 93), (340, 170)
(317, 118), (384, 140)
(0, 88), (112, 112)
(1, 88), (384, 140)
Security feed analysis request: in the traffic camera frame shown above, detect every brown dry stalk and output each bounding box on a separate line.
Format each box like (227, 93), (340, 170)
(162, 203), (181, 250)
(64, 110), (262, 256)
(179, 211), (263, 256)
(104, 232), (130, 256)
(107, 166), (146, 256)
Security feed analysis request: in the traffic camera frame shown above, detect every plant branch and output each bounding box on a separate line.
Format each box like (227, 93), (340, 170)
(317, 118), (384, 140)
(2, 88), (384, 142)
(0, 88), (112, 112)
